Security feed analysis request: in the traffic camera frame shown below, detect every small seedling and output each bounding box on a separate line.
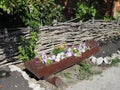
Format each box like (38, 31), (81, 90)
(64, 72), (72, 79)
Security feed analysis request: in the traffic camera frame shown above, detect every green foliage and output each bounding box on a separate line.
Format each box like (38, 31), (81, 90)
(0, 0), (10, 14)
(53, 47), (65, 55)
(64, 72), (72, 79)
(72, 49), (80, 57)
(30, 31), (38, 41)
(45, 60), (53, 65)
(18, 31), (38, 61)
(74, 63), (92, 80)
(0, 0), (64, 29)
(75, 2), (96, 20)
(118, 28), (120, 33)
(81, 63), (91, 71)
(103, 15), (112, 21)
(38, 0), (64, 25)
(74, 63), (91, 74)
(39, 55), (42, 62)
(109, 58), (120, 66)
(114, 11), (120, 20)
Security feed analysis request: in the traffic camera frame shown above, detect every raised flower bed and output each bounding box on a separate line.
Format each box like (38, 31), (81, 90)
(24, 40), (100, 79)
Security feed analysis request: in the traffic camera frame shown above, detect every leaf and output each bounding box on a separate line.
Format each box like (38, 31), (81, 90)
(74, 65), (81, 72)
(46, 60), (53, 65)
(64, 72), (72, 79)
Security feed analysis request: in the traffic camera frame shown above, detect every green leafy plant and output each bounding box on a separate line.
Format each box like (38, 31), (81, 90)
(53, 47), (65, 55)
(46, 60), (54, 65)
(114, 11), (120, 19)
(74, 63), (92, 80)
(72, 48), (81, 57)
(103, 15), (112, 20)
(108, 57), (120, 66)
(18, 31), (38, 62)
(75, 2), (96, 20)
(64, 72), (72, 79)
(38, 0), (64, 25)
(0, 0), (64, 29)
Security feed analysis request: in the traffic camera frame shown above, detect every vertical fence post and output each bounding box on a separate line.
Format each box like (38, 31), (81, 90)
(117, 15), (120, 27)
(79, 20), (82, 30)
(4, 28), (11, 61)
(92, 17), (95, 29)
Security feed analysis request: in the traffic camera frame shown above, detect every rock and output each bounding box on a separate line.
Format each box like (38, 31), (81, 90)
(103, 56), (111, 64)
(33, 84), (44, 90)
(29, 83), (45, 90)
(90, 56), (97, 64)
(117, 50), (120, 54)
(111, 53), (119, 59)
(29, 83), (36, 88)
(96, 57), (104, 65)
(118, 56), (120, 59)
(9, 65), (21, 72)
(21, 72), (30, 80)
(15, 85), (18, 87)
(28, 79), (37, 84)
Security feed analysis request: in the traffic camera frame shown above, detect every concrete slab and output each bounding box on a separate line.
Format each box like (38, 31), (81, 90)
(0, 67), (32, 90)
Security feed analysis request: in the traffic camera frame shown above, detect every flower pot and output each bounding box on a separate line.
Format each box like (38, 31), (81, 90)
(24, 58), (45, 78)
(24, 40), (100, 79)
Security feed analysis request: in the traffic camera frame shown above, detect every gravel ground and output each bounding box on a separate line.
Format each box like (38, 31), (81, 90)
(66, 64), (120, 90)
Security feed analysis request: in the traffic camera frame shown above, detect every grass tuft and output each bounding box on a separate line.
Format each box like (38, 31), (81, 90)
(108, 57), (120, 66)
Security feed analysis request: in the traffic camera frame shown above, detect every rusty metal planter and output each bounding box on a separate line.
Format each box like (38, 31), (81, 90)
(24, 40), (100, 79)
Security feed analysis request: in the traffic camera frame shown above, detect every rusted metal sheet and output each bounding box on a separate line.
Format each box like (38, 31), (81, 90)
(24, 40), (100, 79)
(45, 75), (67, 88)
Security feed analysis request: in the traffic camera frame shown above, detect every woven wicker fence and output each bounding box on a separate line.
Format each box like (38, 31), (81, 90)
(36, 19), (120, 55)
(0, 18), (120, 61)
(0, 27), (31, 61)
